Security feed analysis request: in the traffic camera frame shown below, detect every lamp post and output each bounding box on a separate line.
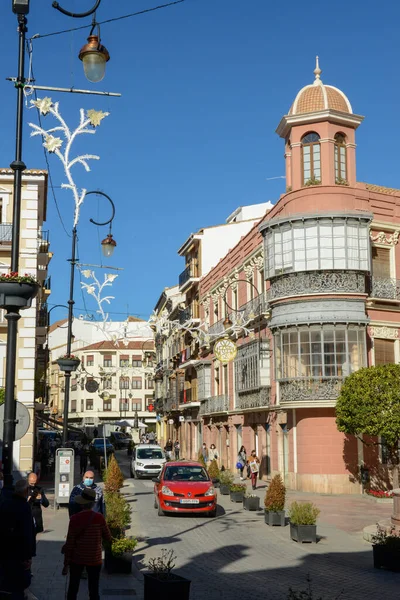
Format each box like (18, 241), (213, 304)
(62, 191), (116, 444)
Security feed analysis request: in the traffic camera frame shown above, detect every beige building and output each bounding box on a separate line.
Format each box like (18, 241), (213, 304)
(0, 168), (52, 475)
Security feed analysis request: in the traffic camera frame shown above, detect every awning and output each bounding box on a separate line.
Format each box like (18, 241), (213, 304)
(111, 419), (148, 429)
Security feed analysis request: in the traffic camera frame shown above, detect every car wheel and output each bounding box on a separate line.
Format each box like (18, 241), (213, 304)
(158, 502), (164, 516)
(135, 470), (140, 479)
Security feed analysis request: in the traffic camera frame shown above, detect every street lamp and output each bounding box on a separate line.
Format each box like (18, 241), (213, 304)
(101, 233), (117, 258)
(63, 191), (116, 444)
(79, 33), (110, 84)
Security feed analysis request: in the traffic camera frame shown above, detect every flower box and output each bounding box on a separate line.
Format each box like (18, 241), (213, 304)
(0, 281), (39, 310)
(264, 510), (285, 526)
(290, 523), (317, 543)
(220, 484), (230, 495)
(104, 549), (132, 574)
(230, 490), (245, 503)
(243, 496), (260, 511)
(143, 572), (191, 600)
(57, 357), (80, 373)
(373, 545), (400, 572)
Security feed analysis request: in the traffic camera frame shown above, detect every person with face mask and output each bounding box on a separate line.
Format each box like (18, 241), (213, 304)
(27, 472), (49, 538)
(68, 471), (105, 518)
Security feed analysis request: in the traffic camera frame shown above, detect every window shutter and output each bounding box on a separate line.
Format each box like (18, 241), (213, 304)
(372, 247), (391, 278)
(120, 354), (129, 360)
(374, 338), (395, 365)
(104, 354), (112, 360)
(87, 355), (94, 361)
(131, 355), (142, 361)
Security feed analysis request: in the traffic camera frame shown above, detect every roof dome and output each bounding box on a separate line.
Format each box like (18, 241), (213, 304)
(289, 57), (352, 115)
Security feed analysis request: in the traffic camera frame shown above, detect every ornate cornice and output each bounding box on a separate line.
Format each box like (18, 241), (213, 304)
(370, 230), (400, 245)
(369, 326), (399, 339)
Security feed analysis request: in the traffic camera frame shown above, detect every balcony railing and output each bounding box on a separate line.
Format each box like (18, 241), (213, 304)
(279, 377), (343, 403)
(370, 277), (400, 301)
(208, 293), (270, 336)
(179, 388), (196, 404)
(37, 304), (49, 328)
(179, 264), (199, 288)
(164, 397), (178, 412)
(0, 223), (12, 244)
(199, 394), (229, 416)
(235, 387), (270, 411)
(38, 230), (50, 252)
(179, 302), (200, 324)
(44, 276), (51, 291)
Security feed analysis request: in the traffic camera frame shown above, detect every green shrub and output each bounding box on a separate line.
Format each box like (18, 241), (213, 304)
(111, 536), (137, 557)
(219, 469), (234, 486)
(230, 483), (246, 493)
(264, 474), (286, 512)
(208, 459), (220, 480)
(197, 449), (206, 467)
(289, 501), (320, 525)
(104, 455), (124, 493)
(105, 492), (131, 538)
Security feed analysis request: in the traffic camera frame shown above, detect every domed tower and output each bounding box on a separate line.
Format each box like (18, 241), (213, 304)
(276, 58), (364, 191)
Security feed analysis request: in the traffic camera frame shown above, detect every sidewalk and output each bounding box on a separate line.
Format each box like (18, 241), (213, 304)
(30, 458), (143, 599)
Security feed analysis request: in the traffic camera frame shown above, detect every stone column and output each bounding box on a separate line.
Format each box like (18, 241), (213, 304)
(391, 488), (400, 529)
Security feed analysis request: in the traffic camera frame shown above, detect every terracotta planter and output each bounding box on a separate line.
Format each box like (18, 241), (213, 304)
(0, 281), (39, 310)
(373, 545), (400, 571)
(143, 572), (191, 600)
(264, 510), (285, 526)
(290, 523), (317, 543)
(243, 496), (260, 511)
(105, 550), (132, 574)
(57, 358), (80, 373)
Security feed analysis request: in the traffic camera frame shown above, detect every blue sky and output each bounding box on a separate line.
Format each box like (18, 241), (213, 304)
(0, 0), (399, 324)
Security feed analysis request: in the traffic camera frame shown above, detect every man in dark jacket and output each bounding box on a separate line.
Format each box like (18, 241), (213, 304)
(27, 472), (50, 537)
(68, 470), (105, 517)
(0, 479), (36, 599)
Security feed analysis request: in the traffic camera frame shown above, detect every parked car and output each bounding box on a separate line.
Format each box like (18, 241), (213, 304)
(110, 431), (130, 449)
(131, 444), (166, 479)
(153, 461), (217, 518)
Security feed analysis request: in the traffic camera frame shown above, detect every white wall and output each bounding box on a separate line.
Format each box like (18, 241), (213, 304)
(201, 219), (259, 276)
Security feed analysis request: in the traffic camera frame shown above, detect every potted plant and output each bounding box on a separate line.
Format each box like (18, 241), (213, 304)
(289, 501), (320, 543)
(105, 537), (137, 574)
(104, 454), (124, 493)
(230, 483), (246, 503)
(208, 458), (220, 487)
(372, 525), (400, 572)
(243, 493), (260, 511)
(57, 354), (81, 372)
(264, 474), (286, 526)
(0, 272), (40, 310)
(144, 549), (191, 600)
(219, 469), (234, 495)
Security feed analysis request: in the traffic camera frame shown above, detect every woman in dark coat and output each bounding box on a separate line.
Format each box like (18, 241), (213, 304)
(27, 472), (49, 535)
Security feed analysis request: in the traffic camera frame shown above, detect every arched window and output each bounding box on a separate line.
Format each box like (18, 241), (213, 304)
(334, 133), (347, 182)
(301, 132), (321, 185)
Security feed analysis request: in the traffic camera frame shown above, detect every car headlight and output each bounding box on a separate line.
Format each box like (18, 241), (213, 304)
(161, 486), (174, 496)
(204, 486), (215, 497)
(136, 462), (144, 467)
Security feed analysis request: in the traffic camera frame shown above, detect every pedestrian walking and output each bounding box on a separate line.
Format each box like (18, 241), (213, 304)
(201, 443), (209, 464)
(79, 441), (90, 476)
(69, 471), (105, 517)
(27, 472), (49, 538)
(164, 438), (173, 460)
(209, 444), (218, 462)
(62, 487), (112, 600)
(148, 431), (155, 443)
(237, 446), (247, 480)
(248, 450), (260, 490)
(92, 427), (98, 439)
(0, 480), (35, 599)
(174, 440), (180, 460)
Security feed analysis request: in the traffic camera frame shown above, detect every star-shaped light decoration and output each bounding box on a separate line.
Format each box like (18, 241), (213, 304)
(87, 109), (109, 127)
(86, 286), (95, 295)
(44, 135), (63, 153)
(32, 97), (53, 116)
(105, 273), (118, 282)
(81, 270), (93, 278)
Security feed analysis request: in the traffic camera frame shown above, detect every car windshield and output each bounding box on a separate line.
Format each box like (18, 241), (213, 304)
(137, 449), (164, 460)
(93, 439), (111, 446)
(164, 466), (209, 482)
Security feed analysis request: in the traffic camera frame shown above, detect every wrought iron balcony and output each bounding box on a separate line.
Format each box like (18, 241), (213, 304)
(179, 388), (194, 404)
(237, 292), (270, 321)
(179, 264), (199, 289)
(199, 394), (229, 416)
(0, 223), (12, 244)
(270, 270), (367, 300)
(38, 230), (50, 252)
(164, 397), (178, 412)
(235, 387), (271, 411)
(279, 377), (343, 403)
(179, 302), (200, 324)
(37, 304), (49, 328)
(370, 277), (400, 301)
(208, 318), (225, 336)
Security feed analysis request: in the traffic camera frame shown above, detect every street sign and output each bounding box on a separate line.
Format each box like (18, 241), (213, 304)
(85, 379), (99, 393)
(55, 448), (75, 507)
(0, 401), (31, 441)
(179, 416), (185, 422)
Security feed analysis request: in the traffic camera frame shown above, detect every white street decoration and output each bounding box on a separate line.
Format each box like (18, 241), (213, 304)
(80, 269), (116, 326)
(29, 98), (109, 226)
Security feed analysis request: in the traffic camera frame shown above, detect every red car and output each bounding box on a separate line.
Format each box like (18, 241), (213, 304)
(153, 461), (217, 518)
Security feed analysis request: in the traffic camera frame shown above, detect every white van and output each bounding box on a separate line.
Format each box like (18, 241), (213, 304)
(130, 444), (166, 479)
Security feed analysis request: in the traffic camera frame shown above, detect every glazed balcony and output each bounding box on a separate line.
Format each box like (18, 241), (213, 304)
(179, 263), (200, 292)
(199, 394), (229, 416)
(370, 277), (400, 302)
(279, 377), (343, 405)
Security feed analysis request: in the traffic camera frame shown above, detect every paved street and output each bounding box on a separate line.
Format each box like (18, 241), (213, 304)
(30, 452), (399, 600)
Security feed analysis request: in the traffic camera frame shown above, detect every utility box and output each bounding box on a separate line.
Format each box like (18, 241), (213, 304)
(55, 448), (75, 508)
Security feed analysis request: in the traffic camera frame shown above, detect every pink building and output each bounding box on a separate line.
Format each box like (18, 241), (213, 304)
(157, 61), (400, 494)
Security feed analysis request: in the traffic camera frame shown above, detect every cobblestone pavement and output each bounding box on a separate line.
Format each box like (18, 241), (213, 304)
(30, 453), (398, 600)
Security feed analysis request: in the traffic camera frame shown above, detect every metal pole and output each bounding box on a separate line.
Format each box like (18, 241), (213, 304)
(62, 227), (77, 444)
(2, 11), (27, 487)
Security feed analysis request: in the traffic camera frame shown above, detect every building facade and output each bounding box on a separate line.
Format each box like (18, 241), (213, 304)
(0, 169), (52, 476)
(156, 62), (400, 494)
